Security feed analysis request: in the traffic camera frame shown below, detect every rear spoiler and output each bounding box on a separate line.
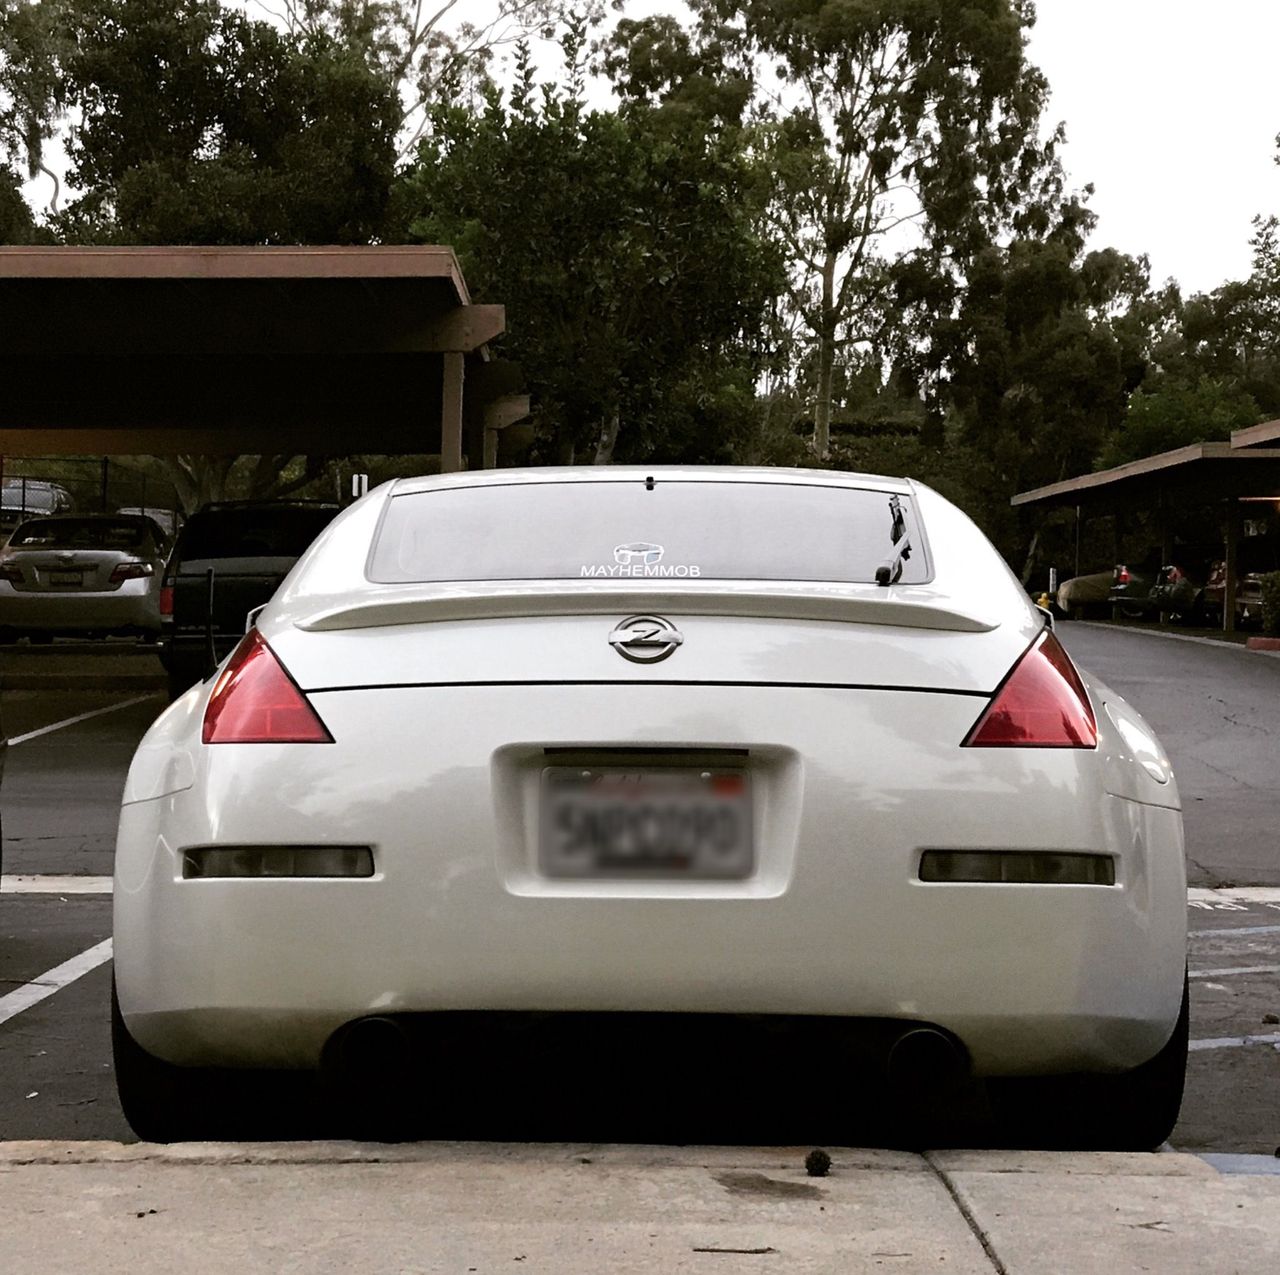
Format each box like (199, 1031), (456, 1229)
(292, 584), (999, 634)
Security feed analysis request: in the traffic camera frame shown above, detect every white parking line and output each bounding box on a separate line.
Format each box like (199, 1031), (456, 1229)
(1189, 965), (1280, 979)
(1190, 924), (1280, 938)
(0, 876), (112, 894)
(4, 694), (155, 747)
(0, 938), (113, 1029)
(1190, 1030), (1280, 1053)
(1188, 887), (1280, 905)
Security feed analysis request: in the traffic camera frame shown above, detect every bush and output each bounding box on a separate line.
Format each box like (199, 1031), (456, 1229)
(1261, 572), (1280, 637)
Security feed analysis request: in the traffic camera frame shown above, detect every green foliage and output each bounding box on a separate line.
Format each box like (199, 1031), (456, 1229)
(915, 202), (1154, 555)
(1102, 379), (1260, 468)
(395, 24), (784, 463)
(0, 0), (62, 180)
(0, 160), (41, 240)
(46, 0), (400, 244)
(1260, 571), (1280, 638)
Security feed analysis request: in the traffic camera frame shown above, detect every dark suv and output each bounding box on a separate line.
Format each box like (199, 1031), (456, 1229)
(159, 500), (339, 698)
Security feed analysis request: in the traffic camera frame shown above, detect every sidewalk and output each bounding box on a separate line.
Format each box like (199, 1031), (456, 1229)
(0, 641), (166, 690)
(2, 1142), (1278, 1272)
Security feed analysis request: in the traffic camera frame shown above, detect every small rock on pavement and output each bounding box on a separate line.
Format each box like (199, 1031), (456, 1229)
(805, 1149), (832, 1177)
(1262, 1013), (1279, 1024)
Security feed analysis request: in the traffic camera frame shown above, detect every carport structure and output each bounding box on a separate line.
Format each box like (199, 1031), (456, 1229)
(0, 245), (528, 472)
(1013, 421), (1280, 630)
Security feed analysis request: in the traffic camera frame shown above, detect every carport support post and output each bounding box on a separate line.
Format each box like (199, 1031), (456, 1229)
(440, 351), (465, 474)
(1224, 498), (1240, 634)
(1158, 489), (1173, 625)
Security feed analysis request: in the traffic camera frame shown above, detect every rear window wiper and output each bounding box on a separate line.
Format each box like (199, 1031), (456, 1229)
(875, 495), (912, 586)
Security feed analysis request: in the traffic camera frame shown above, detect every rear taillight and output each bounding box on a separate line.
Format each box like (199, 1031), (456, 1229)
(202, 630), (333, 744)
(963, 630), (1097, 749)
(1114, 565), (1130, 585)
(109, 561), (154, 584)
(0, 563), (22, 583)
(159, 584), (174, 616)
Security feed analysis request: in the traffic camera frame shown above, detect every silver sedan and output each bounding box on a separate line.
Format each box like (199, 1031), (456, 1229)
(0, 514), (169, 640)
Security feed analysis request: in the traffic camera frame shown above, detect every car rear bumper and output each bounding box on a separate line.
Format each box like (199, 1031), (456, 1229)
(114, 684), (1187, 1075)
(0, 581), (159, 631)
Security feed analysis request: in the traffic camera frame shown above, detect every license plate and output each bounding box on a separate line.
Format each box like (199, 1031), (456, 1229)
(540, 767), (753, 879)
(47, 571), (82, 586)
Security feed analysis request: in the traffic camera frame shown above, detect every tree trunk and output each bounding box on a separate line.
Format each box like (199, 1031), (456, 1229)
(813, 252), (837, 459)
(593, 412), (620, 465)
(553, 431), (576, 466)
(1020, 528), (1041, 588)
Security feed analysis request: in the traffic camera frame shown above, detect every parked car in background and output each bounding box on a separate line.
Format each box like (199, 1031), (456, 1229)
(1107, 561), (1158, 618)
(1201, 561), (1266, 628)
(1, 478), (74, 530)
(1054, 570), (1113, 619)
(1147, 563), (1203, 623)
(160, 500), (340, 698)
(117, 507), (181, 539)
(0, 514), (169, 642)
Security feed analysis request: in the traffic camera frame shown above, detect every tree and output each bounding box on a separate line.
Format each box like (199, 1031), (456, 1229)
(268, 0), (583, 155)
(43, 0), (399, 244)
(395, 21), (784, 464)
(1102, 379), (1259, 468)
(900, 196), (1153, 562)
(0, 0), (64, 208)
(0, 159), (39, 239)
(668, 0), (1065, 457)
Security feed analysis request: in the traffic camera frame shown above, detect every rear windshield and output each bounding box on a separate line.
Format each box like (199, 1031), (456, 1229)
(178, 507), (337, 561)
(9, 519), (148, 550)
(369, 481), (928, 585)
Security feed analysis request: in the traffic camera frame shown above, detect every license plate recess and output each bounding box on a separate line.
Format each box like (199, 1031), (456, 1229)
(540, 765), (753, 880)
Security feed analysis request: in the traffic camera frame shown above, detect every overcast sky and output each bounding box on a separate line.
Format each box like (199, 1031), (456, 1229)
(1028, 0), (1280, 294)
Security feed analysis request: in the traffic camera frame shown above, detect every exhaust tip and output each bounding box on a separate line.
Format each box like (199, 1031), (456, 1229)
(886, 1027), (969, 1092)
(334, 1015), (413, 1081)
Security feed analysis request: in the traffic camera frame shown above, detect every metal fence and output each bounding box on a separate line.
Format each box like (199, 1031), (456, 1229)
(0, 457), (183, 534)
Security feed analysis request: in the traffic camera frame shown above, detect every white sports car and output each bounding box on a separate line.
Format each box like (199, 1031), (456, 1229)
(113, 467), (1187, 1145)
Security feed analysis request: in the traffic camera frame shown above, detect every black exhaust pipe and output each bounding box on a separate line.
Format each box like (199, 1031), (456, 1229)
(334, 1015), (414, 1083)
(886, 1027), (969, 1093)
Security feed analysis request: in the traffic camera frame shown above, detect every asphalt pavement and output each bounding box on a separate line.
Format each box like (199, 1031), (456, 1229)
(1057, 621), (1280, 888)
(1, 625), (1278, 1270)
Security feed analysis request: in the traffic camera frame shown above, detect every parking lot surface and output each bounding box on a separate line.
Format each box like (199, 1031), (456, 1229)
(1, 625), (1279, 1269)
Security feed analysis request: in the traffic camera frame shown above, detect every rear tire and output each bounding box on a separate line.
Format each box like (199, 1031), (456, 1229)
(991, 976), (1189, 1151)
(112, 980), (304, 1141)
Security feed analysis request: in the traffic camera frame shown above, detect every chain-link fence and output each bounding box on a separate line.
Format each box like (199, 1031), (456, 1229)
(0, 457), (183, 535)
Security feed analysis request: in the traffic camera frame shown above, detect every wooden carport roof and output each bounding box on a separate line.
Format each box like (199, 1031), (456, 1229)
(1012, 420), (1280, 632)
(1011, 440), (1280, 509)
(0, 246), (528, 470)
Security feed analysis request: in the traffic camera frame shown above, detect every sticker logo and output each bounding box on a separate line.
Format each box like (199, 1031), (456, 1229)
(581, 542), (700, 578)
(614, 542), (664, 567)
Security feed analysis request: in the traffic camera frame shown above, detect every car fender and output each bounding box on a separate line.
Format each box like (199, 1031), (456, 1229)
(1084, 673), (1180, 810)
(121, 690), (202, 804)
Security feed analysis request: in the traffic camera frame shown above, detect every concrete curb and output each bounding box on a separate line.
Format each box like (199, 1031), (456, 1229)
(1071, 620), (1280, 657)
(0, 1140), (918, 1169)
